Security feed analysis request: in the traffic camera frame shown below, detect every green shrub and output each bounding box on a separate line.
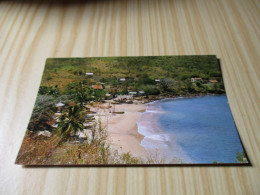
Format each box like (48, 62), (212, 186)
(236, 152), (248, 163)
(28, 95), (56, 131)
(138, 85), (160, 95)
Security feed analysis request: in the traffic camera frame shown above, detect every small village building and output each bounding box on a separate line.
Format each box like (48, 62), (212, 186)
(52, 124), (58, 128)
(120, 78), (126, 81)
(85, 72), (94, 76)
(56, 102), (65, 107)
(129, 91), (137, 95)
(54, 113), (63, 118)
(38, 130), (52, 137)
(46, 118), (58, 128)
(105, 93), (113, 99)
(138, 91), (145, 96)
(209, 80), (218, 83)
(155, 79), (160, 82)
(92, 85), (103, 90)
(191, 78), (202, 82)
(56, 102), (65, 112)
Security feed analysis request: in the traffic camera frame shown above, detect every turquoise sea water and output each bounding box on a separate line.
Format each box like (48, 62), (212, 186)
(137, 95), (245, 164)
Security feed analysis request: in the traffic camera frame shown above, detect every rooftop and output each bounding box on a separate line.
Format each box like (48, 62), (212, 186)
(92, 85), (103, 90)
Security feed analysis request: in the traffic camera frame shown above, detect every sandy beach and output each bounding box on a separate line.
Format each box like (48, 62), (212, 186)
(91, 102), (149, 160)
(91, 99), (193, 163)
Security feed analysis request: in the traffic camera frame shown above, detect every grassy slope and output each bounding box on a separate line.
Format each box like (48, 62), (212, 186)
(41, 55), (222, 91)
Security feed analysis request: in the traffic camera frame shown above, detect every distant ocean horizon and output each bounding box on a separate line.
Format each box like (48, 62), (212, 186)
(137, 95), (245, 164)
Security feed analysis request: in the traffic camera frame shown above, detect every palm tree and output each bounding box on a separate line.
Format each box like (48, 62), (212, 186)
(57, 105), (87, 141)
(75, 83), (91, 106)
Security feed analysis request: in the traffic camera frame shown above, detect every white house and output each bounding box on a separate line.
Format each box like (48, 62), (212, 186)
(129, 91), (137, 95)
(56, 102), (65, 112)
(85, 72), (94, 76)
(120, 78), (126, 81)
(56, 102), (65, 107)
(52, 123), (58, 128)
(105, 93), (113, 99)
(38, 130), (52, 137)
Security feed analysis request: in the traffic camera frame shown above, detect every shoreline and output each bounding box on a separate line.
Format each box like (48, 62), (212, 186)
(136, 100), (190, 163)
(143, 92), (225, 103)
(93, 102), (149, 161)
(93, 93), (225, 162)
(136, 94), (226, 163)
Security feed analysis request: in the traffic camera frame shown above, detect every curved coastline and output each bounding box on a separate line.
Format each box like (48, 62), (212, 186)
(104, 94), (238, 164)
(103, 102), (149, 160)
(137, 94), (233, 164)
(137, 97), (195, 163)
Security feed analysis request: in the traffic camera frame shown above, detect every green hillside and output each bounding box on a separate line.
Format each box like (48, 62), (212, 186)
(40, 55), (224, 97)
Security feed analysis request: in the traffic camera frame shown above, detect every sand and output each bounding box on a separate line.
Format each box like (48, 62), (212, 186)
(91, 102), (149, 160)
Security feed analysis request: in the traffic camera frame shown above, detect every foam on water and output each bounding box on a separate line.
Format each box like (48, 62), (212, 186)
(137, 95), (245, 164)
(137, 100), (193, 163)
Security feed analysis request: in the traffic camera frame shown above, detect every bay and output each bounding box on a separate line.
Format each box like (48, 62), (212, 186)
(138, 95), (245, 163)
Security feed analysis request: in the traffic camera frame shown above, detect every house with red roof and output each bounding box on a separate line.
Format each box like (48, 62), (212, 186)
(209, 80), (218, 83)
(92, 85), (103, 90)
(191, 78), (202, 82)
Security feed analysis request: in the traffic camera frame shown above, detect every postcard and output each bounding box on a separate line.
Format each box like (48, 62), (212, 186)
(16, 55), (250, 166)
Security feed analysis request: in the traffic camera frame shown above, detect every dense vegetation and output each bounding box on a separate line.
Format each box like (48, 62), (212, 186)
(41, 55), (225, 98)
